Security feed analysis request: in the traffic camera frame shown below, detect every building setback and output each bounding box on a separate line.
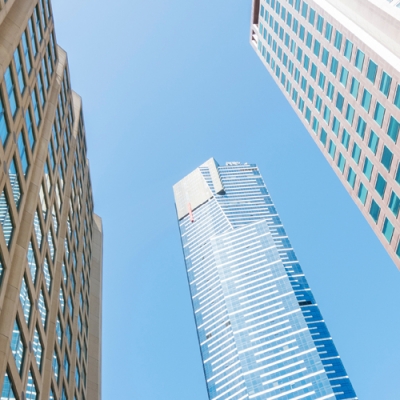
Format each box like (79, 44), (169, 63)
(0, 1), (102, 399)
(250, 0), (400, 269)
(173, 158), (357, 400)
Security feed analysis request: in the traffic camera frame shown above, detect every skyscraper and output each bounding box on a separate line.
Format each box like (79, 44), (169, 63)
(0, 1), (102, 399)
(250, 0), (400, 269)
(173, 158), (356, 400)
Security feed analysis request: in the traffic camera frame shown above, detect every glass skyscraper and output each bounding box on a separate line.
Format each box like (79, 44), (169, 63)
(250, 0), (400, 269)
(173, 158), (357, 400)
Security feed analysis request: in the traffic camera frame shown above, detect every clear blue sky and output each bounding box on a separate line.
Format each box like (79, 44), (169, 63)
(53, 1), (400, 398)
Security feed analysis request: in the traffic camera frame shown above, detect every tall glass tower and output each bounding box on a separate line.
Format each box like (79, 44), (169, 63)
(250, 0), (400, 269)
(174, 158), (357, 400)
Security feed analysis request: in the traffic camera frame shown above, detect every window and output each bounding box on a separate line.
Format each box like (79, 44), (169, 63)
(352, 143), (361, 164)
(387, 116), (400, 143)
(28, 18), (38, 57)
(380, 71), (392, 97)
(53, 351), (59, 382)
(31, 89), (40, 126)
(313, 39), (320, 57)
(1, 372), (17, 400)
(347, 167), (356, 188)
(312, 117), (319, 133)
(375, 173), (386, 198)
(318, 72), (325, 89)
(328, 140), (336, 159)
(32, 327), (42, 370)
(332, 117), (340, 136)
(382, 218), (394, 243)
(27, 241), (38, 284)
(0, 189), (14, 247)
(341, 129), (350, 149)
(344, 39), (353, 60)
(9, 159), (22, 208)
(368, 130), (379, 154)
(373, 102), (385, 127)
(25, 109), (35, 149)
(299, 25), (305, 41)
(301, 2), (308, 18)
(4, 67), (18, 117)
(381, 146), (393, 171)
(369, 199), (380, 223)
(38, 290), (47, 328)
(350, 77), (359, 99)
(11, 320), (25, 374)
(346, 104), (355, 125)
(307, 86), (314, 101)
(14, 48), (25, 94)
(339, 67), (348, 86)
(334, 30), (342, 50)
(301, 76), (307, 92)
(0, 94), (10, 145)
(337, 152), (346, 173)
(326, 82), (334, 101)
(315, 95), (322, 112)
(21, 32), (32, 74)
(356, 117), (366, 139)
(358, 183), (368, 204)
(321, 48), (329, 65)
(306, 32), (312, 48)
(330, 57), (338, 76)
(394, 84), (400, 109)
(366, 59), (378, 83)
(363, 157), (373, 180)
(19, 277), (31, 325)
(320, 128), (327, 145)
(303, 54), (310, 70)
(355, 49), (365, 71)
(389, 191), (400, 217)
(323, 106), (330, 123)
(336, 92), (344, 112)
(64, 354), (70, 380)
(17, 132), (29, 175)
(310, 63), (317, 79)
(361, 89), (372, 112)
(325, 22), (332, 41)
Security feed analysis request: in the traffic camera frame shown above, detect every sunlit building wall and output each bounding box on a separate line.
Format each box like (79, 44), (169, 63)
(250, 0), (400, 269)
(174, 158), (357, 400)
(0, 1), (102, 399)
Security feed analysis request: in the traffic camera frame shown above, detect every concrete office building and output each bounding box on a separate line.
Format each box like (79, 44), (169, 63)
(0, 1), (102, 399)
(174, 159), (357, 400)
(250, 0), (400, 269)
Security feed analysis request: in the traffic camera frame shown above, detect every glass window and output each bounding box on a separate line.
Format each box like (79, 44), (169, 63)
(315, 95), (322, 112)
(4, 67), (18, 117)
(0, 94), (10, 146)
(321, 48), (329, 65)
(330, 57), (338, 76)
(309, 8), (315, 25)
(326, 82), (334, 101)
(356, 117), (366, 139)
(339, 67), (348, 86)
(11, 320), (25, 374)
(14, 48), (25, 94)
(316, 15), (324, 33)
(352, 142), (361, 164)
(320, 128), (327, 145)
(355, 49), (365, 71)
(325, 22), (332, 41)
(368, 130), (379, 154)
(334, 30), (342, 50)
(332, 117), (340, 136)
(347, 167), (356, 188)
(366, 59), (378, 83)
(346, 104), (355, 125)
(350, 77), (359, 99)
(19, 277), (31, 325)
(32, 327), (42, 370)
(341, 129), (350, 150)
(369, 199), (380, 223)
(373, 102), (385, 127)
(375, 173), (386, 198)
(336, 92), (344, 112)
(301, 2), (308, 18)
(1, 372), (17, 399)
(307, 86), (314, 101)
(0, 189), (14, 247)
(382, 218), (394, 243)
(361, 89), (372, 112)
(394, 84), (400, 109)
(303, 54), (310, 70)
(363, 157), (373, 180)
(337, 152), (346, 173)
(380, 71), (392, 97)
(344, 39), (353, 60)
(381, 146), (393, 171)
(310, 63), (317, 79)
(38, 290), (47, 328)
(323, 106), (330, 123)
(313, 40), (320, 57)
(318, 72), (325, 89)
(299, 25), (305, 41)
(53, 351), (59, 383)
(387, 116), (400, 143)
(358, 182), (368, 204)
(328, 140), (336, 159)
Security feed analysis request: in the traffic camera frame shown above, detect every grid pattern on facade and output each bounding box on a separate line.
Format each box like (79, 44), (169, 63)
(250, 0), (400, 269)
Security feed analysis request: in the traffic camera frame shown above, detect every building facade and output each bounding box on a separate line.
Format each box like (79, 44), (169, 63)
(173, 158), (356, 400)
(0, 1), (102, 399)
(250, 0), (400, 269)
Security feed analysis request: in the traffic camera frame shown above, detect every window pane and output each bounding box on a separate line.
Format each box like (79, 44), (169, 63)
(366, 59), (378, 83)
(380, 71), (392, 97)
(344, 39), (353, 60)
(355, 49), (365, 71)
(369, 199), (380, 223)
(387, 116), (400, 143)
(358, 183), (368, 204)
(389, 191), (400, 217)
(373, 102), (385, 127)
(375, 173), (387, 198)
(368, 130), (379, 154)
(382, 218), (394, 243)
(381, 146), (393, 171)
(361, 89), (372, 112)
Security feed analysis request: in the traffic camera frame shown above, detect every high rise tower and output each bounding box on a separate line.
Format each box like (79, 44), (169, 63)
(0, 1), (102, 399)
(173, 159), (356, 400)
(250, 0), (400, 269)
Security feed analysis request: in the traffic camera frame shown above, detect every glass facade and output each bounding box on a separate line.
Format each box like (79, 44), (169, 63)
(250, 0), (400, 270)
(174, 159), (357, 400)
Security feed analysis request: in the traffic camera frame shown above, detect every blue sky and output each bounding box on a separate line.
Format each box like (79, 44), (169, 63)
(53, 0), (400, 398)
